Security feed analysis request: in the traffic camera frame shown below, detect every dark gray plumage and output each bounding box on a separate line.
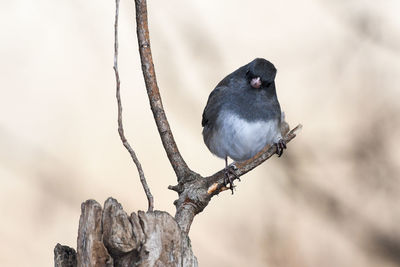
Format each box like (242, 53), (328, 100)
(202, 58), (285, 169)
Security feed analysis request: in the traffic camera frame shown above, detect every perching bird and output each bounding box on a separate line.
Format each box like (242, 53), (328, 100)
(202, 58), (286, 192)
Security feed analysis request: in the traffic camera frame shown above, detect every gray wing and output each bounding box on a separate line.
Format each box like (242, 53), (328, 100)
(202, 63), (249, 127)
(201, 86), (229, 128)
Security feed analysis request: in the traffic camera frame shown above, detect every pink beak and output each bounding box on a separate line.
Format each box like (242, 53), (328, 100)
(250, 77), (262, 89)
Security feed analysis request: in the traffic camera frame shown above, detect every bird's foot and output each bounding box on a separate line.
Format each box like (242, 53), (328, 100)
(224, 164), (240, 194)
(275, 139), (287, 157)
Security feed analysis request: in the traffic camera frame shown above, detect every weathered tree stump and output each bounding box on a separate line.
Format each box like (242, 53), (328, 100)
(55, 198), (197, 267)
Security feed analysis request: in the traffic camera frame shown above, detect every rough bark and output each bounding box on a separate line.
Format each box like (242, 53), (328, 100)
(77, 200), (113, 267)
(54, 243), (77, 267)
(56, 198), (197, 267)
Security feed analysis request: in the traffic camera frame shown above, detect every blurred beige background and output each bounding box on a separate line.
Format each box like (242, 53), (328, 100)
(1, 0), (400, 266)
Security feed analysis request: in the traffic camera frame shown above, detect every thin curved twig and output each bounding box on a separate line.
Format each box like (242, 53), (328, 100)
(134, 0), (190, 181)
(114, 0), (154, 212)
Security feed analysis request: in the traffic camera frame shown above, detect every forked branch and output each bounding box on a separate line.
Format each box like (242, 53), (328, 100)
(132, 0), (302, 233)
(54, 2), (301, 266)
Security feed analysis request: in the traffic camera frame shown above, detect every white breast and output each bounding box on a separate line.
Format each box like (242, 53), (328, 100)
(208, 112), (281, 162)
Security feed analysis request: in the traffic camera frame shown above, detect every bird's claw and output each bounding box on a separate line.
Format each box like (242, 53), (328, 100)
(224, 164), (240, 194)
(229, 163), (238, 171)
(275, 139), (287, 157)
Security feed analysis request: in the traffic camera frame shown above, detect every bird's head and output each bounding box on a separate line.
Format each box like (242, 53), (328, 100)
(246, 58), (277, 89)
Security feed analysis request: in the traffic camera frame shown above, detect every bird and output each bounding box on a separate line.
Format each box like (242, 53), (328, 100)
(201, 58), (286, 193)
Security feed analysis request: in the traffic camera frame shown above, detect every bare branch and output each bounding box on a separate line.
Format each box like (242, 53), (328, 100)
(205, 124), (303, 195)
(172, 125), (301, 233)
(132, 0), (302, 233)
(134, 0), (191, 181)
(114, 0), (154, 212)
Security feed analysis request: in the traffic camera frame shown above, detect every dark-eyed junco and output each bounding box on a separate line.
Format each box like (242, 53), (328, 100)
(202, 58), (286, 192)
